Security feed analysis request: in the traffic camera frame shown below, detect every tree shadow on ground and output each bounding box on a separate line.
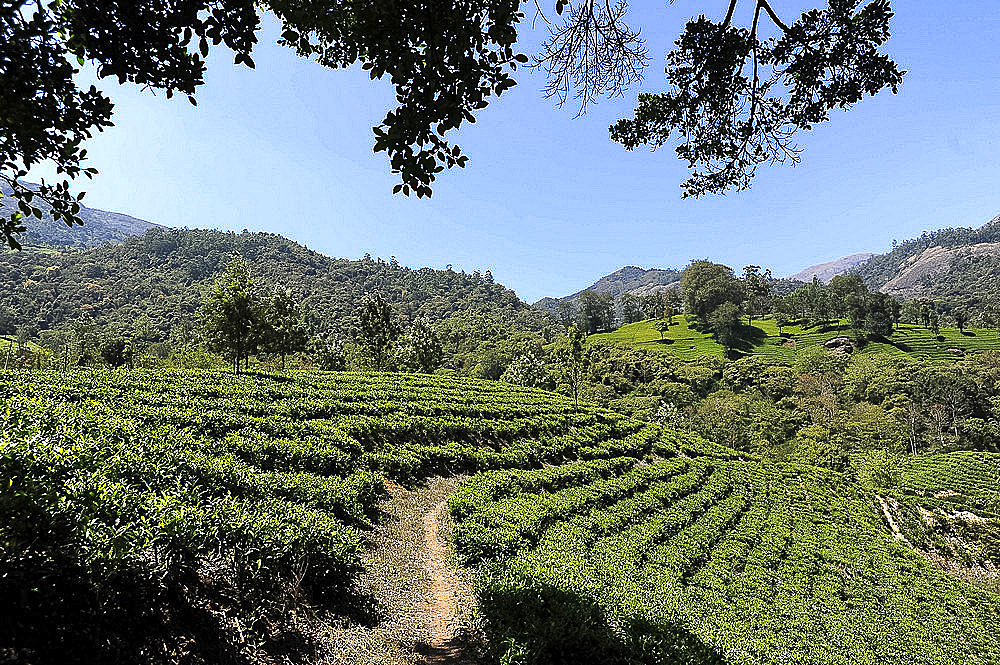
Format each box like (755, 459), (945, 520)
(0, 550), (383, 665)
(479, 582), (726, 665)
(869, 333), (912, 353)
(725, 324), (767, 358)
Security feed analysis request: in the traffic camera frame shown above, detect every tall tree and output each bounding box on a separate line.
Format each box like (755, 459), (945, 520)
(357, 292), (401, 370)
(201, 256), (265, 373)
(953, 307), (969, 334)
(662, 288), (683, 324)
(708, 301), (742, 353)
(680, 260), (744, 322)
(553, 324), (587, 410)
(396, 317), (443, 373)
(742, 265), (772, 325)
(262, 286), (308, 370)
(577, 290), (615, 334)
(619, 292), (643, 325)
(556, 300), (577, 330)
(827, 274), (868, 319)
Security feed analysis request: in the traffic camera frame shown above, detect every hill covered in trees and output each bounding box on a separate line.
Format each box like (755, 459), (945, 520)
(0, 227), (546, 346)
(855, 215), (1000, 304)
(0, 182), (163, 249)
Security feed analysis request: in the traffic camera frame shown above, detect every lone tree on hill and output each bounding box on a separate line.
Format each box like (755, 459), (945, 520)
(953, 307), (969, 334)
(553, 324), (587, 410)
(709, 301), (742, 353)
(201, 256), (266, 374)
(681, 260), (744, 323)
(2, 0), (903, 248)
(742, 265), (772, 325)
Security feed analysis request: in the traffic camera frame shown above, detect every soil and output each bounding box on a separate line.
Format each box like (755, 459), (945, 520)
(319, 476), (479, 665)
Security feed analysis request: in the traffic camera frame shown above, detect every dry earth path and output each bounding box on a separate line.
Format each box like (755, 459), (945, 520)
(319, 476), (479, 665)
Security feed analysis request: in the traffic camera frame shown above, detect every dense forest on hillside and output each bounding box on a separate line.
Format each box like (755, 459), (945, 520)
(0, 227), (548, 348)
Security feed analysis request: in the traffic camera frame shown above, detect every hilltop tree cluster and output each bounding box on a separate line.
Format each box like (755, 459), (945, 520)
(775, 274), (900, 336)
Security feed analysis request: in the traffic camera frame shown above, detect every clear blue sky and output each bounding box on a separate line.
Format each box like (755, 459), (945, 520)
(29, 1), (1000, 303)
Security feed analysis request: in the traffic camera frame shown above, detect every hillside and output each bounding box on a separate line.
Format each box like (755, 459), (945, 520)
(788, 252), (875, 283)
(590, 317), (1000, 362)
(856, 214), (1000, 302)
(1, 182), (163, 249)
(535, 265), (681, 313)
(4, 368), (999, 665)
(0, 227), (543, 342)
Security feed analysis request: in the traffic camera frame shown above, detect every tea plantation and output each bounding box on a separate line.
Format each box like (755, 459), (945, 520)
(2, 369), (998, 663)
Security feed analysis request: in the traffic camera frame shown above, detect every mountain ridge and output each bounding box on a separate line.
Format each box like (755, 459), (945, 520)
(788, 253), (875, 283)
(534, 264), (682, 314)
(1, 181), (164, 249)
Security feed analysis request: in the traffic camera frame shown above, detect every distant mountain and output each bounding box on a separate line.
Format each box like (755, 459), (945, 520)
(1, 181), (162, 249)
(534, 265), (681, 313)
(788, 253), (875, 283)
(856, 214), (1000, 303)
(0, 226), (542, 342)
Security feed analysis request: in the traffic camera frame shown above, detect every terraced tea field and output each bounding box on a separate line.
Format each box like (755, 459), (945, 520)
(2, 369), (999, 664)
(0, 369), (713, 662)
(454, 456), (1000, 664)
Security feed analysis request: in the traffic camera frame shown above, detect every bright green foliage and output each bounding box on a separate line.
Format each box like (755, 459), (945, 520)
(262, 285), (308, 369)
(680, 260), (744, 322)
(707, 301), (741, 352)
(357, 292), (402, 370)
(454, 455), (1000, 664)
(591, 318), (1000, 363)
(1, 367), (720, 659)
(200, 256), (266, 373)
(553, 325), (587, 408)
(395, 317), (443, 373)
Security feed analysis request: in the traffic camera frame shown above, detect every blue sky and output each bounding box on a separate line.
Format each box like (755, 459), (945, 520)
(29, 1), (1000, 303)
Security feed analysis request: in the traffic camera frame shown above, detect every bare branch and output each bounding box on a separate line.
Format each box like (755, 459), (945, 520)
(532, 0), (649, 115)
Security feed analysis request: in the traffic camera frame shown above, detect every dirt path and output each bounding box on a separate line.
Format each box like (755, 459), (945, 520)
(415, 500), (476, 664)
(318, 477), (477, 665)
(876, 494), (909, 544)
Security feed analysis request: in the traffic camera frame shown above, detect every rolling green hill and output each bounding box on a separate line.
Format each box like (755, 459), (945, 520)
(590, 317), (1000, 362)
(0, 227), (545, 342)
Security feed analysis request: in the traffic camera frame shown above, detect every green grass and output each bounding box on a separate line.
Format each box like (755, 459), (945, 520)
(590, 317), (1000, 362)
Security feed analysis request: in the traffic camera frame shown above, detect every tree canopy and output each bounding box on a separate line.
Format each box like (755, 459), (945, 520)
(2, 0), (903, 248)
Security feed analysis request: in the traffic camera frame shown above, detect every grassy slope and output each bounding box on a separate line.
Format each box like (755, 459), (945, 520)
(590, 317), (1000, 362)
